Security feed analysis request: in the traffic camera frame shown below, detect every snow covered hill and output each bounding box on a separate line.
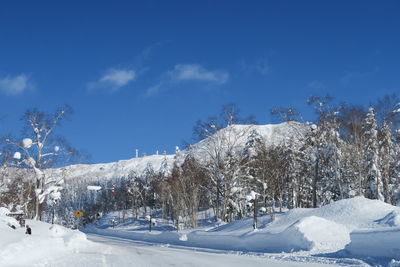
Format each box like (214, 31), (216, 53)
(47, 154), (175, 182)
(47, 122), (306, 183)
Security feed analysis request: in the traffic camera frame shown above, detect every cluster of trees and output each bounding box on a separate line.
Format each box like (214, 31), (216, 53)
(1, 95), (400, 229)
(125, 97), (400, 228)
(71, 96), (400, 229)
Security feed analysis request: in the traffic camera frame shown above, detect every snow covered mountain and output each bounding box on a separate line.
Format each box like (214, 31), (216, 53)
(47, 154), (175, 182)
(48, 122), (306, 182)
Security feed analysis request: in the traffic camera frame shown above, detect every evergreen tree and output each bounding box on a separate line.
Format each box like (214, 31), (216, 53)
(363, 107), (384, 201)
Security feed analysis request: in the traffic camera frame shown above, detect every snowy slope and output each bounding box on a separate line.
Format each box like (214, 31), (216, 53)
(46, 154), (175, 182)
(48, 122), (306, 183)
(179, 122), (306, 164)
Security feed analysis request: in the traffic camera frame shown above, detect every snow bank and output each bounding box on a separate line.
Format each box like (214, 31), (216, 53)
(345, 228), (400, 260)
(84, 212), (347, 253)
(84, 196), (400, 259)
(268, 197), (400, 233)
(282, 216), (350, 252)
(0, 215), (93, 266)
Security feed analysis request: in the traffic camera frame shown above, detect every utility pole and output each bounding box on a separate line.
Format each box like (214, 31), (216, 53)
(253, 196), (257, 230)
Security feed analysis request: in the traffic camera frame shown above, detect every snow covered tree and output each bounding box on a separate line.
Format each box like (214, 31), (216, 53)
(379, 121), (394, 203)
(6, 106), (75, 220)
(363, 107), (384, 201)
(192, 104), (256, 222)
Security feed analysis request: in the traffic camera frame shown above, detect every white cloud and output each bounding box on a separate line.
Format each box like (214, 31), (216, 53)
(89, 68), (136, 92)
(170, 64), (229, 84)
(146, 64), (229, 96)
(0, 74), (31, 95)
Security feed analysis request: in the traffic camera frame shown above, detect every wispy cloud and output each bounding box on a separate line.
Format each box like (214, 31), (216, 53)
(0, 74), (31, 95)
(146, 64), (229, 96)
(240, 57), (270, 76)
(170, 64), (229, 84)
(88, 68), (136, 92)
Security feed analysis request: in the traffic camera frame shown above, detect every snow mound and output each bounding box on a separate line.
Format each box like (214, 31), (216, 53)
(269, 197), (400, 233)
(0, 220), (93, 266)
(308, 197), (400, 230)
(345, 228), (400, 260)
(282, 216), (350, 252)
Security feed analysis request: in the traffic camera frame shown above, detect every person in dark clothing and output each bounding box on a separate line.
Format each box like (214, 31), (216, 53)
(25, 225), (31, 235)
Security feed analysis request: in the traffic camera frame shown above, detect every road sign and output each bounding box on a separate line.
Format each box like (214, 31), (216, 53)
(75, 210), (83, 218)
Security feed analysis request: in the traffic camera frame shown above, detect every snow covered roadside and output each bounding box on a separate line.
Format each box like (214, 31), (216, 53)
(83, 215), (349, 253)
(83, 197), (400, 265)
(0, 209), (95, 266)
(0, 209), (348, 267)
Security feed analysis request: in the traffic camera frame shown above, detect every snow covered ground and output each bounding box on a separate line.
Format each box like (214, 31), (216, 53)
(82, 197), (400, 266)
(0, 211), (345, 267)
(1, 197), (400, 266)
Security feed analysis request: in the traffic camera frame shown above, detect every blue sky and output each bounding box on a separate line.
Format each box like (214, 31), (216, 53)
(0, 0), (399, 163)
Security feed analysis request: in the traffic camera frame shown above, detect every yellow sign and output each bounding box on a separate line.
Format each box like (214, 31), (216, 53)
(75, 210), (83, 218)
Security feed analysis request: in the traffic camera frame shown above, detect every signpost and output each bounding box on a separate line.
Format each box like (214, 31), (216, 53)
(75, 210), (83, 218)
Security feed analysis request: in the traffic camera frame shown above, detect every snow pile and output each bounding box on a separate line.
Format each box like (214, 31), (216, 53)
(344, 207), (400, 260)
(268, 197), (399, 233)
(0, 215), (93, 266)
(281, 216), (350, 252)
(345, 228), (400, 260)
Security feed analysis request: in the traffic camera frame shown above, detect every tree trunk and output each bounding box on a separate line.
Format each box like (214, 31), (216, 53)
(312, 159), (319, 208)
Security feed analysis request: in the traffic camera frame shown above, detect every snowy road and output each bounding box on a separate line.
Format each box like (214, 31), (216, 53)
(31, 233), (364, 267)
